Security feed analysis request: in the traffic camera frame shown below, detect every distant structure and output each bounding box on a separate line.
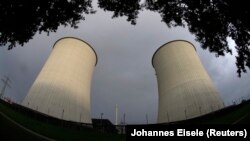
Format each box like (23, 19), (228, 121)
(152, 40), (224, 123)
(115, 104), (118, 125)
(0, 76), (11, 99)
(22, 37), (97, 124)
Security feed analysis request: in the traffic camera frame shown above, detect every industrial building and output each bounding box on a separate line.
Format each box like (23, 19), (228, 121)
(152, 40), (224, 123)
(22, 37), (97, 124)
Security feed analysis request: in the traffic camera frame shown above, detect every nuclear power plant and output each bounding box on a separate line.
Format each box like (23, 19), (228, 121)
(152, 40), (224, 123)
(22, 37), (97, 124)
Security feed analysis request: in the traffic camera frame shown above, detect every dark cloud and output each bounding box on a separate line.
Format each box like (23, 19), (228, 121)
(1, 7), (250, 125)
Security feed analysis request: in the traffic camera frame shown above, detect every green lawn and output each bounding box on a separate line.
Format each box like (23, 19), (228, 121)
(0, 102), (125, 141)
(0, 113), (47, 141)
(0, 99), (249, 141)
(175, 101), (250, 124)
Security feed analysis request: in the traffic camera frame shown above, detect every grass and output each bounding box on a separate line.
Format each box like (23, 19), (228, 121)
(0, 101), (125, 141)
(174, 100), (250, 124)
(0, 99), (249, 141)
(0, 113), (47, 141)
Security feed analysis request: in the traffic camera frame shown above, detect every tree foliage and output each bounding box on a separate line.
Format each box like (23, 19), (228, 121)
(0, 0), (94, 49)
(98, 0), (142, 25)
(100, 0), (250, 76)
(0, 0), (249, 76)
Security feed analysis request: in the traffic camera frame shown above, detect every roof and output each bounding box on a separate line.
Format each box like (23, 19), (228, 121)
(53, 37), (98, 66)
(152, 40), (196, 68)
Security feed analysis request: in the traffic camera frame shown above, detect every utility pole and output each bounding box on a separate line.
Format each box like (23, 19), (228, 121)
(101, 113), (104, 120)
(0, 76), (11, 99)
(115, 104), (118, 125)
(100, 113), (104, 132)
(167, 112), (169, 122)
(123, 113), (126, 125)
(146, 114), (148, 124)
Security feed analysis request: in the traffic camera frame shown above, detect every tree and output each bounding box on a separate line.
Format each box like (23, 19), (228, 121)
(0, 0), (94, 50)
(98, 0), (142, 25)
(144, 0), (250, 77)
(98, 0), (250, 76)
(1, 0), (249, 76)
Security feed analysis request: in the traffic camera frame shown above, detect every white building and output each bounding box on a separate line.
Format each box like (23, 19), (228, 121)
(152, 40), (224, 123)
(22, 37), (97, 124)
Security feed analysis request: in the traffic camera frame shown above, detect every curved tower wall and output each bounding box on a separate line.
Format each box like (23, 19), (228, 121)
(152, 40), (224, 123)
(22, 37), (97, 124)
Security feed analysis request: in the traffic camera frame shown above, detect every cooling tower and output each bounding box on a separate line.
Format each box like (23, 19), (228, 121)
(22, 37), (97, 124)
(152, 40), (224, 123)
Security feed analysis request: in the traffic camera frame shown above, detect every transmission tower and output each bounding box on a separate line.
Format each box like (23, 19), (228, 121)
(0, 75), (11, 98)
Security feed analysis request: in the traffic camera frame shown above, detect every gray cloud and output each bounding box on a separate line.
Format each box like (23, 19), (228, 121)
(0, 5), (250, 125)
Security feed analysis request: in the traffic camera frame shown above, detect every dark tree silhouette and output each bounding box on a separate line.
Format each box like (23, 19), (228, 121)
(0, 0), (94, 50)
(144, 0), (250, 77)
(98, 0), (142, 25)
(99, 0), (250, 76)
(1, 0), (249, 76)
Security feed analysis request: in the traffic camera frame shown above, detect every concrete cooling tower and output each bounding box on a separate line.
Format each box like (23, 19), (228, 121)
(22, 37), (97, 124)
(152, 40), (224, 123)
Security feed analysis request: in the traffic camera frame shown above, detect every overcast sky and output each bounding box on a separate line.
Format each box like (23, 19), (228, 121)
(0, 1), (250, 124)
